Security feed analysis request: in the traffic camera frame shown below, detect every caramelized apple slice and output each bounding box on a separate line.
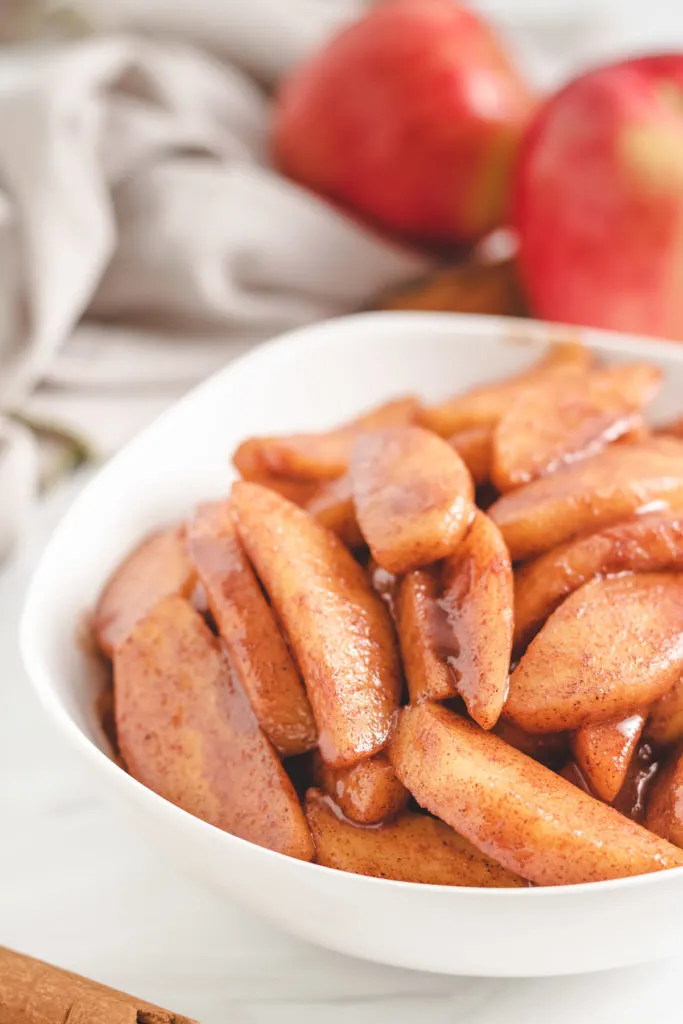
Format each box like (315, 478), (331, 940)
(492, 363), (661, 492)
(351, 427), (474, 574)
(647, 676), (683, 746)
(232, 396), (420, 482)
(305, 789), (524, 886)
(232, 482), (401, 768)
(389, 703), (683, 885)
(187, 501), (316, 756)
(645, 748), (683, 847)
(513, 510), (683, 650)
(306, 474), (363, 548)
(419, 341), (594, 437)
(506, 574), (683, 733)
(439, 511), (513, 730)
(449, 426), (492, 485)
(114, 596), (313, 859)
(312, 751), (409, 825)
(570, 712), (646, 803)
(396, 566), (458, 704)
(94, 526), (196, 657)
(490, 437), (683, 561)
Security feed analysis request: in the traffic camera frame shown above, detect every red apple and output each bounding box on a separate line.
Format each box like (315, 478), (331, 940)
(514, 55), (683, 340)
(272, 0), (534, 246)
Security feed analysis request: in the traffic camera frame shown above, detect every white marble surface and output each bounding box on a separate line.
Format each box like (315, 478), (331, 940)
(3, 475), (683, 1023)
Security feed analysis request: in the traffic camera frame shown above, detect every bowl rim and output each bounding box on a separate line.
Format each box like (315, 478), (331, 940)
(20, 310), (683, 899)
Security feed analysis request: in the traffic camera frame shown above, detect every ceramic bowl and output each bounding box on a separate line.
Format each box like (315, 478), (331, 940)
(20, 312), (683, 977)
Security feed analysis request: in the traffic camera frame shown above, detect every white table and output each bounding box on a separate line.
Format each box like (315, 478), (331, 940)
(2, 474), (683, 1023)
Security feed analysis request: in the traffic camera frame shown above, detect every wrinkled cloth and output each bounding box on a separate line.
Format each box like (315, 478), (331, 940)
(0, 32), (431, 451)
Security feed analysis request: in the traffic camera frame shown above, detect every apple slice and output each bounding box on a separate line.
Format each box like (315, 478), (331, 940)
(570, 712), (646, 803)
(389, 702), (683, 885)
(490, 437), (683, 561)
(238, 469), (320, 506)
(232, 396), (420, 482)
(492, 362), (661, 492)
(419, 341), (594, 437)
(187, 501), (316, 757)
(396, 565), (458, 704)
(94, 526), (196, 657)
(513, 509), (683, 650)
(232, 482), (401, 768)
(305, 789), (525, 887)
(114, 596), (313, 859)
(312, 751), (409, 824)
(505, 574), (683, 733)
(647, 676), (683, 746)
(306, 474), (363, 548)
(645, 748), (683, 847)
(449, 426), (493, 485)
(439, 511), (513, 730)
(351, 426), (474, 573)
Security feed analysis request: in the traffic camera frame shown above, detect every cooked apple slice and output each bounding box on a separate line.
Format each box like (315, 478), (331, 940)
(187, 501), (316, 757)
(419, 340), (594, 437)
(645, 748), (683, 847)
(312, 751), (409, 825)
(114, 596), (313, 859)
(305, 789), (524, 886)
(439, 511), (513, 730)
(570, 712), (646, 803)
(232, 396), (420, 482)
(389, 702), (683, 885)
(231, 482), (401, 767)
(492, 363), (661, 492)
(449, 426), (492, 485)
(306, 474), (363, 548)
(396, 565), (458, 704)
(647, 676), (683, 746)
(395, 512), (512, 726)
(490, 437), (683, 561)
(513, 510), (683, 649)
(94, 526), (196, 657)
(351, 426), (474, 574)
(505, 574), (683, 733)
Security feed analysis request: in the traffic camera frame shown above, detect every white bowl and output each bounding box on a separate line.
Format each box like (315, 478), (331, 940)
(20, 312), (683, 978)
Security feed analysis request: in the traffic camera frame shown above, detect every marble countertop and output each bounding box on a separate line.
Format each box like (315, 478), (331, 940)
(3, 474), (683, 1023)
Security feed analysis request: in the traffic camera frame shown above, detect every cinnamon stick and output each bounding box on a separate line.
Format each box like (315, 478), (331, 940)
(0, 946), (198, 1024)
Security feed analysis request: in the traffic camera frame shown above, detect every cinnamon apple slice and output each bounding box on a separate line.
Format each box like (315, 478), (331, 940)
(115, 596), (313, 859)
(390, 702), (683, 885)
(305, 788), (524, 886)
(490, 437), (683, 561)
(232, 482), (401, 767)
(94, 525), (196, 657)
(492, 362), (661, 491)
(187, 500), (316, 756)
(351, 426), (474, 574)
(506, 574), (683, 733)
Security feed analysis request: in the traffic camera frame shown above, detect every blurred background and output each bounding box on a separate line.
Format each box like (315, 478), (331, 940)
(0, 0), (682, 545)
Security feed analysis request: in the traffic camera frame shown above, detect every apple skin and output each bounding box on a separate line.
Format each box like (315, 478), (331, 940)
(514, 55), (683, 340)
(272, 0), (534, 246)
